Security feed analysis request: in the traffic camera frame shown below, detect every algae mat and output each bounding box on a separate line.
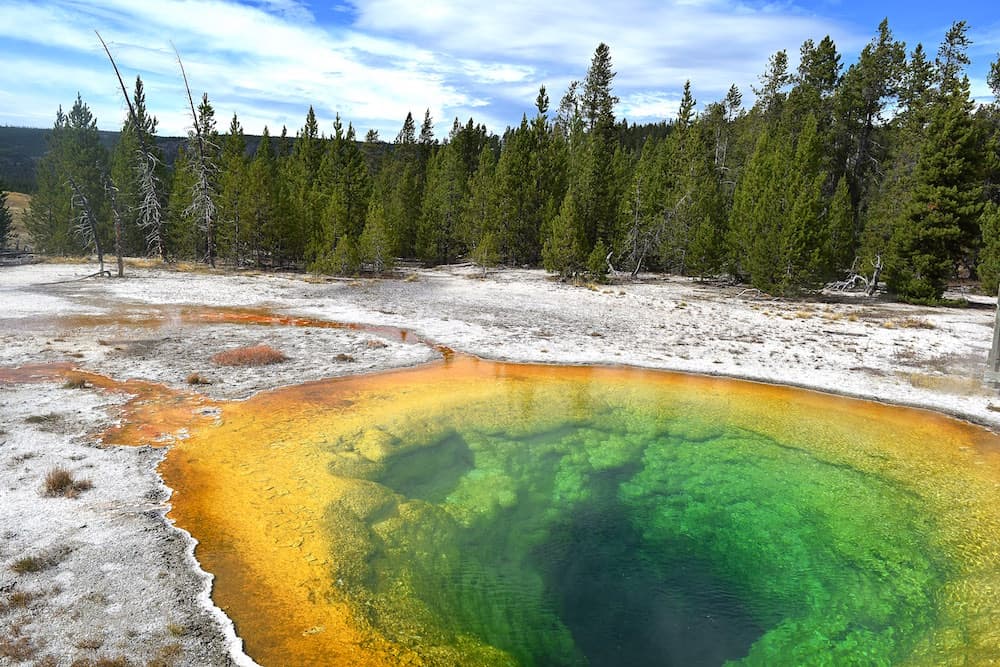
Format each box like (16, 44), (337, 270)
(157, 358), (1000, 665)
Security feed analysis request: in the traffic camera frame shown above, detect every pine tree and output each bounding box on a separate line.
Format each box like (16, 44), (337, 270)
(679, 122), (728, 279)
(417, 143), (466, 264)
(462, 144), (498, 258)
(245, 127), (278, 267)
(286, 106), (324, 260)
(217, 113), (248, 265)
(109, 76), (164, 258)
(752, 50), (793, 123)
(778, 113), (827, 290)
(387, 112), (424, 256)
(887, 34), (984, 301)
(582, 43), (618, 134)
(494, 117), (540, 264)
(729, 128), (789, 289)
(977, 202), (1000, 293)
(587, 238), (610, 280)
(165, 146), (198, 259)
(576, 43), (621, 250)
(185, 93), (220, 266)
(617, 137), (667, 275)
(359, 197), (394, 273)
(832, 19), (905, 207)
(311, 117), (371, 270)
(397, 112), (417, 145)
(825, 175), (855, 277)
(543, 189), (585, 278)
(26, 95), (109, 255)
(859, 43), (936, 285)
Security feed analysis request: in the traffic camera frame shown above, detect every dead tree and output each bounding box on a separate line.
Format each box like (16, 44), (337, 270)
(96, 31), (165, 262)
(105, 178), (125, 277)
(68, 176), (106, 275)
(826, 255), (884, 295)
(866, 254), (884, 296)
(174, 44), (218, 268)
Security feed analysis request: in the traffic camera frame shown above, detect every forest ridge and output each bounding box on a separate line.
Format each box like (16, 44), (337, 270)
(11, 18), (1000, 303)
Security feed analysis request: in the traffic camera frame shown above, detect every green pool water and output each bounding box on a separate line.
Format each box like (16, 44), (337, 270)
(346, 405), (942, 666)
(164, 360), (1000, 665)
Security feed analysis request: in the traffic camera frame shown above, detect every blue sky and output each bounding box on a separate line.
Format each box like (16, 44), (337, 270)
(0, 1), (997, 139)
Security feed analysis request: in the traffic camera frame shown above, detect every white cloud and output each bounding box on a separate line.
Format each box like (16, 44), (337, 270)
(0, 0), (909, 138)
(618, 92), (685, 123)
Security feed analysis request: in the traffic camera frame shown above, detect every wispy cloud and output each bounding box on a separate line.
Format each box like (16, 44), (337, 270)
(1, 0), (966, 139)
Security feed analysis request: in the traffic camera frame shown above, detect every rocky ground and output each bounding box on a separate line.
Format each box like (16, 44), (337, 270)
(2, 260), (998, 666)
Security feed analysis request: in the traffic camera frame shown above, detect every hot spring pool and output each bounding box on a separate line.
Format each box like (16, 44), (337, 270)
(156, 357), (1000, 666)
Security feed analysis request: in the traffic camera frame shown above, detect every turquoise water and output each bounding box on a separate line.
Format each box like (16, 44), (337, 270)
(350, 408), (945, 666)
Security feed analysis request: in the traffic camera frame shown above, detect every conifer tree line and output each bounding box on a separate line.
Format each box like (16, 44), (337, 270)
(22, 19), (1000, 302)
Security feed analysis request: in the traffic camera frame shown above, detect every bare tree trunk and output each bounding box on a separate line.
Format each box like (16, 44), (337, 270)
(987, 283), (1000, 382)
(106, 180), (125, 277)
(175, 44), (217, 268)
(97, 31), (164, 263)
(68, 176), (105, 275)
(865, 254), (883, 296)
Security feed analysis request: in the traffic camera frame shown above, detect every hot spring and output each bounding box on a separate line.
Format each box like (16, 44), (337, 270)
(154, 357), (1000, 666)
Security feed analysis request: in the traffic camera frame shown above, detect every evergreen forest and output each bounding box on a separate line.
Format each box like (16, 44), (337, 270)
(18, 19), (1000, 303)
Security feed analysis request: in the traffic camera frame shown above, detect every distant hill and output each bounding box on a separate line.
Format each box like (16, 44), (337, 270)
(0, 126), (264, 193)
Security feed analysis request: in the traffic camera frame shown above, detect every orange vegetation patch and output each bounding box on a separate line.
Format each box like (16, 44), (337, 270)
(211, 344), (289, 367)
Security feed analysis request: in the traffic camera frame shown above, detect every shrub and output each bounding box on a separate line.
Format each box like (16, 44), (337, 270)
(24, 413), (59, 425)
(11, 556), (47, 574)
(185, 372), (212, 385)
(43, 467), (93, 498)
(211, 345), (288, 367)
(7, 591), (33, 608)
(0, 637), (35, 660)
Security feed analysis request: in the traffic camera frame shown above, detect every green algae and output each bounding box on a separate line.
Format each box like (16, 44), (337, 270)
(330, 393), (949, 666)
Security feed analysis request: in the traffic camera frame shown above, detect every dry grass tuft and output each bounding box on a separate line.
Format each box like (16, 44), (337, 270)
(171, 261), (215, 274)
(185, 372), (212, 385)
(11, 556), (48, 574)
(70, 658), (132, 667)
(794, 310), (813, 319)
(6, 591), (33, 609)
(898, 317), (935, 329)
(0, 636), (35, 660)
(211, 345), (288, 367)
(147, 643), (183, 667)
(75, 637), (104, 650)
(166, 623), (186, 637)
(124, 257), (166, 269)
(904, 372), (983, 396)
(43, 467), (94, 498)
(404, 273), (420, 282)
(25, 413), (59, 425)
(883, 317), (935, 329)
